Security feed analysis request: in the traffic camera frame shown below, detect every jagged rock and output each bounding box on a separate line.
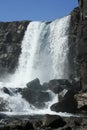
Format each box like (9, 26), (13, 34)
(48, 79), (71, 94)
(68, 7), (80, 79)
(78, 0), (87, 20)
(77, 20), (87, 91)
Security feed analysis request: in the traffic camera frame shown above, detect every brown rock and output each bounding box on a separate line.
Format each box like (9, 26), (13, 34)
(75, 91), (87, 110)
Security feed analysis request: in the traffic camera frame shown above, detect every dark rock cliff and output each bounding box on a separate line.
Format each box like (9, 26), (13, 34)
(69, 0), (87, 91)
(0, 21), (29, 73)
(77, 0), (87, 90)
(68, 7), (80, 79)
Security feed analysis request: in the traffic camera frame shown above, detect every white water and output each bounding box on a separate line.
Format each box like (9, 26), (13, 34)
(0, 15), (71, 114)
(11, 15), (70, 87)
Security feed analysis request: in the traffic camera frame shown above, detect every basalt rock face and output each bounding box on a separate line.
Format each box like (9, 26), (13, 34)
(0, 21), (29, 73)
(68, 7), (80, 79)
(78, 0), (87, 20)
(69, 0), (87, 91)
(77, 0), (87, 91)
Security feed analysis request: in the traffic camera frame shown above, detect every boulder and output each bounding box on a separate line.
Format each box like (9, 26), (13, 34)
(22, 89), (51, 108)
(42, 114), (66, 129)
(48, 79), (71, 94)
(26, 78), (42, 91)
(51, 89), (78, 113)
(2, 87), (11, 95)
(21, 79), (51, 108)
(0, 113), (8, 119)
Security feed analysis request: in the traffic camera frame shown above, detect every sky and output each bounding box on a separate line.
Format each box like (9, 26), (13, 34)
(0, 0), (78, 22)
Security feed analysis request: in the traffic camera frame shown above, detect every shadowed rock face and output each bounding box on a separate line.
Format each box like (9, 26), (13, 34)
(77, 0), (87, 91)
(78, 0), (87, 20)
(68, 0), (87, 91)
(0, 21), (29, 73)
(68, 7), (80, 80)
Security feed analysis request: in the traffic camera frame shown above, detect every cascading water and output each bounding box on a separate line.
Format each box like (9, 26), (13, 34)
(0, 15), (71, 115)
(13, 15), (70, 87)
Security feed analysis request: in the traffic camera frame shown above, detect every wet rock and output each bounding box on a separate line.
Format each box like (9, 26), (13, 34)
(22, 88), (51, 108)
(23, 121), (34, 130)
(42, 114), (66, 129)
(0, 97), (9, 111)
(0, 115), (87, 130)
(26, 78), (42, 91)
(48, 79), (71, 94)
(4, 120), (34, 130)
(51, 89), (77, 113)
(2, 87), (10, 95)
(21, 79), (51, 108)
(0, 113), (7, 119)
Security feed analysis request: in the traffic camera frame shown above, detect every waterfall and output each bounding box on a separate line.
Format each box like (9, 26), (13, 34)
(0, 15), (71, 114)
(12, 15), (70, 87)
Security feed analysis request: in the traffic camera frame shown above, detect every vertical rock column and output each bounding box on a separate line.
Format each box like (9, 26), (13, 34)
(77, 0), (87, 90)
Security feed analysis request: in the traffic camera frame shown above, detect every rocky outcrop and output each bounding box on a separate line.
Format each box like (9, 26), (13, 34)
(77, 0), (87, 91)
(48, 78), (82, 113)
(0, 114), (87, 130)
(75, 91), (87, 114)
(78, 0), (87, 20)
(68, 7), (80, 79)
(0, 21), (29, 73)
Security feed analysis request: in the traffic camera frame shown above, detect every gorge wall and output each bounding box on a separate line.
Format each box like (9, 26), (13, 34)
(72, 0), (87, 91)
(0, 21), (29, 73)
(77, 0), (87, 90)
